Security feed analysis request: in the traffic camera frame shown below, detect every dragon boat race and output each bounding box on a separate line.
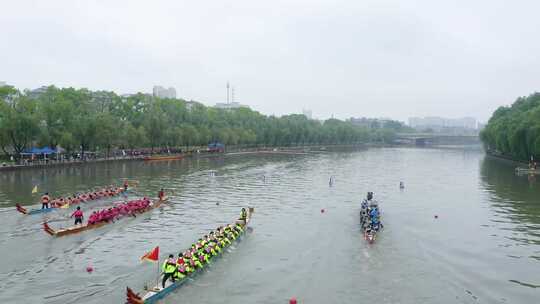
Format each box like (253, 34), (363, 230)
(2, 1), (540, 303)
(0, 148), (539, 303)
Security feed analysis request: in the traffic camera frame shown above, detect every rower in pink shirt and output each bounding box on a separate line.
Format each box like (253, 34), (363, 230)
(71, 207), (84, 225)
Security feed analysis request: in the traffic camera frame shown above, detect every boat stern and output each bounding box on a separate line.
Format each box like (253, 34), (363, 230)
(43, 222), (56, 236)
(15, 204), (28, 215)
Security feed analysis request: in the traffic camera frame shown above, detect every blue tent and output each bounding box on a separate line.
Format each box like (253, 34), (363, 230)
(208, 142), (224, 149)
(39, 147), (57, 154)
(21, 147), (57, 155)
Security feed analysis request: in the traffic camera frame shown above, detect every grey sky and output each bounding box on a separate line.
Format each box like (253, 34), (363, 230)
(2, 0), (539, 122)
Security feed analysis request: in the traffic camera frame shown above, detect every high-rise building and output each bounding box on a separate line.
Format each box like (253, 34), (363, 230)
(152, 86), (176, 99)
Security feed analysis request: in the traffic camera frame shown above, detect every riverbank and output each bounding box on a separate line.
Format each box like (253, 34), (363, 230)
(485, 149), (528, 165)
(0, 155), (145, 171)
(0, 144), (372, 172)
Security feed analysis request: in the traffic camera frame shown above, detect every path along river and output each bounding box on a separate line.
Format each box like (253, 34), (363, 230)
(0, 147), (538, 303)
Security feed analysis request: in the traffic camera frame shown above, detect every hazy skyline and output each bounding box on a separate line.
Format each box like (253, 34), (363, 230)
(2, 0), (540, 122)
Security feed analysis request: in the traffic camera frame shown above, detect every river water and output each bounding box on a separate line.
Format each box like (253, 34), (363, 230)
(0, 147), (538, 304)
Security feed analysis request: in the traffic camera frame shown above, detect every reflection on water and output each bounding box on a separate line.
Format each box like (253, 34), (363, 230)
(480, 156), (540, 245)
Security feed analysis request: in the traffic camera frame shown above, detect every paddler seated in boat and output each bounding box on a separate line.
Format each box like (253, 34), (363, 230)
(209, 232), (222, 252)
(88, 211), (99, 225)
(202, 235), (211, 247)
(361, 199), (368, 209)
(190, 254), (203, 269)
(158, 188), (165, 201)
(181, 252), (194, 273)
(205, 243), (217, 257)
(362, 218), (370, 229)
(71, 206), (84, 225)
(369, 207), (379, 219)
(371, 222), (381, 232)
(175, 253), (186, 279)
(41, 193), (51, 209)
(360, 209), (368, 222)
(239, 208), (248, 221)
(197, 251), (209, 264)
(235, 223), (244, 233)
(49, 199), (59, 208)
(229, 224), (239, 237)
(52, 198), (64, 208)
(365, 224), (372, 234)
(162, 254), (177, 288)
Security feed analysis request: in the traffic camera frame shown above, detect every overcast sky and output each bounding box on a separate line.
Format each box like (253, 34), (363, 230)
(2, 0), (540, 122)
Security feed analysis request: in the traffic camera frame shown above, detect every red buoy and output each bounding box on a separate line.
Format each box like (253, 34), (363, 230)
(289, 298), (297, 304)
(86, 266), (93, 273)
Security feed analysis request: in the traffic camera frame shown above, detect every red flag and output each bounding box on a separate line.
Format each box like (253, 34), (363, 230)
(141, 246), (159, 262)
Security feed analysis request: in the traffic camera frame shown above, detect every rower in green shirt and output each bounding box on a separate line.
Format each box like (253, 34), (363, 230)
(240, 208), (247, 221)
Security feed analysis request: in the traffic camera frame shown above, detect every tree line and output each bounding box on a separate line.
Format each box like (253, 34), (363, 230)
(481, 92), (540, 161)
(0, 85), (409, 159)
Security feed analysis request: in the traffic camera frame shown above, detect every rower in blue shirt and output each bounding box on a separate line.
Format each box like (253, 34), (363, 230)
(369, 207), (379, 219)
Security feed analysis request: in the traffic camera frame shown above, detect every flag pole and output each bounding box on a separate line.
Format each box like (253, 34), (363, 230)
(156, 258), (159, 288)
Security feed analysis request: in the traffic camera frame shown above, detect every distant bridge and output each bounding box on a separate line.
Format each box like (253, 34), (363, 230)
(395, 133), (480, 146)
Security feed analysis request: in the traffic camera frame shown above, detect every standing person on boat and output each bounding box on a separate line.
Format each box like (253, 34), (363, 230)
(162, 254), (177, 288)
(367, 192), (373, 201)
(240, 208), (247, 221)
(158, 188), (165, 201)
(41, 193), (51, 209)
(71, 206), (84, 225)
(123, 180), (129, 191)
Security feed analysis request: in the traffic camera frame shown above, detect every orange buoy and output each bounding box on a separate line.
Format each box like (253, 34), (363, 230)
(86, 266), (93, 273)
(289, 298), (297, 304)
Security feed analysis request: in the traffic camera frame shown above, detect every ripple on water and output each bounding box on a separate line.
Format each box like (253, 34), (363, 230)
(0, 149), (539, 304)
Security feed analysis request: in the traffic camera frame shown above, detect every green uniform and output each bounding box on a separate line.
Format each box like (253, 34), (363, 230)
(162, 260), (176, 274)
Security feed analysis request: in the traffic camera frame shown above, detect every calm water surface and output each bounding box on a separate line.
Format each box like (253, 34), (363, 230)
(0, 147), (538, 303)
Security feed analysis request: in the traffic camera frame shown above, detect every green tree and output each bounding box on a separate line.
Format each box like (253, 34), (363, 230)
(0, 97), (41, 158)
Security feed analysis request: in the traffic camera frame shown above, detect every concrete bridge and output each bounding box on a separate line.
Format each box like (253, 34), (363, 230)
(395, 133), (480, 146)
